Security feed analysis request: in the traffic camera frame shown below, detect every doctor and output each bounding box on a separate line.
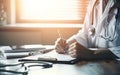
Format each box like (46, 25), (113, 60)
(55, 0), (120, 60)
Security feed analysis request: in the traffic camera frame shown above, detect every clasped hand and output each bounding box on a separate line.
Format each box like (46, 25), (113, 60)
(55, 38), (93, 59)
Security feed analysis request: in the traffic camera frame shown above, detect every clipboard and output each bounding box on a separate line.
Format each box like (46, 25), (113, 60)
(19, 50), (78, 64)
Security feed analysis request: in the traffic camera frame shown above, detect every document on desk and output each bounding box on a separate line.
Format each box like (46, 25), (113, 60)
(19, 50), (78, 64)
(4, 45), (47, 59)
(6, 52), (30, 59)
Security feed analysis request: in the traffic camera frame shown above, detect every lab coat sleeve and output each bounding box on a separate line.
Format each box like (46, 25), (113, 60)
(70, 0), (94, 48)
(74, 31), (89, 47)
(67, 0), (93, 48)
(109, 47), (120, 58)
(67, 30), (90, 48)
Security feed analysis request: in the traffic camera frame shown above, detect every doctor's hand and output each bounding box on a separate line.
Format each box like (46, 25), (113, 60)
(68, 42), (94, 59)
(55, 38), (68, 54)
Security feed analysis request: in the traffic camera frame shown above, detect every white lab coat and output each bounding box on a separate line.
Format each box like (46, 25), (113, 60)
(69, 0), (120, 58)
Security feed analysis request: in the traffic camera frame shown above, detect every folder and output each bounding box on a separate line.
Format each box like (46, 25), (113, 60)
(19, 50), (78, 64)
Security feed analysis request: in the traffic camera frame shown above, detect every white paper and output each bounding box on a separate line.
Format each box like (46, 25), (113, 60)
(23, 50), (75, 61)
(6, 52), (29, 58)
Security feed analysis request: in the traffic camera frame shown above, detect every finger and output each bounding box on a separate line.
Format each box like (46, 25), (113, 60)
(68, 50), (77, 58)
(55, 47), (62, 53)
(55, 38), (67, 48)
(55, 38), (64, 50)
(70, 53), (77, 58)
(68, 43), (77, 52)
(69, 42), (77, 48)
(58, 43), (65, 51)
(55, 38), (62, 45)
(64, 44), (69, 51)
(59, 40), (66, 47)
(55, 43), (66, 54)
(56, 38), (65, 43)
(68, 43), (78, 58)
(56, 48), (64, 53)
(68, 46), (76, 55)
(55, 38), (60, 45)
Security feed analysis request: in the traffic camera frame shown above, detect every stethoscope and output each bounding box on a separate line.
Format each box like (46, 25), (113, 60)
(88, 25), (117, 42)
(0, 62), (28, 75)
(0, 62), (52, 75)
(88, 0), (120, 42)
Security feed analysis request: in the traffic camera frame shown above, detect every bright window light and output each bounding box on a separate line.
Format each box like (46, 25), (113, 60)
(20, 0), (80, 20)
(15, 0), (89, 24)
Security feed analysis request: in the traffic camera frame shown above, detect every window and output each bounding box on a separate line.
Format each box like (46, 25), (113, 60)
(15, 0), (89, 24)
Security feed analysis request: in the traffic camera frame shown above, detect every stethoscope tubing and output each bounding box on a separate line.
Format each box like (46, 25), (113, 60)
(0, 62), (52, 75)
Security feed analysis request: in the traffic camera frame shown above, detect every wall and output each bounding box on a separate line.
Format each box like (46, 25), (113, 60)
(0, 27), (80, 46)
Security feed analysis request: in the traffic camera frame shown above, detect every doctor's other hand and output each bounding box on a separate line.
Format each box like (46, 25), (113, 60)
(55, 38), (68, 54)
(68, 42), (94, 59)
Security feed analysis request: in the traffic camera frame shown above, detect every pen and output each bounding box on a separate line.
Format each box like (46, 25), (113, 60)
(29, 48), (54, 55)
(57, 29), (64, 45)
(57, 29), (67, 53)
(38, 56), (57, 62)
(19, 57), (57, 62)
(57, 29), (63, 38)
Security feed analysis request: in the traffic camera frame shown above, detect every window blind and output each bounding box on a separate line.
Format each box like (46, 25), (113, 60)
(15, 0), (89, 24)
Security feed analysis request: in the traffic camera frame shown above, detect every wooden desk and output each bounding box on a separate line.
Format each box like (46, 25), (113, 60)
(28, 61), (120, 75)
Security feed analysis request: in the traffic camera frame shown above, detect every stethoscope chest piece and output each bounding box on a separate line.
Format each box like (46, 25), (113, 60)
(88, 27), (96, 36)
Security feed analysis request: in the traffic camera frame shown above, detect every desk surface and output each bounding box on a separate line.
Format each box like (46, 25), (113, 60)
(28, 61), (120, 75)
(2, 45), (120, 75)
